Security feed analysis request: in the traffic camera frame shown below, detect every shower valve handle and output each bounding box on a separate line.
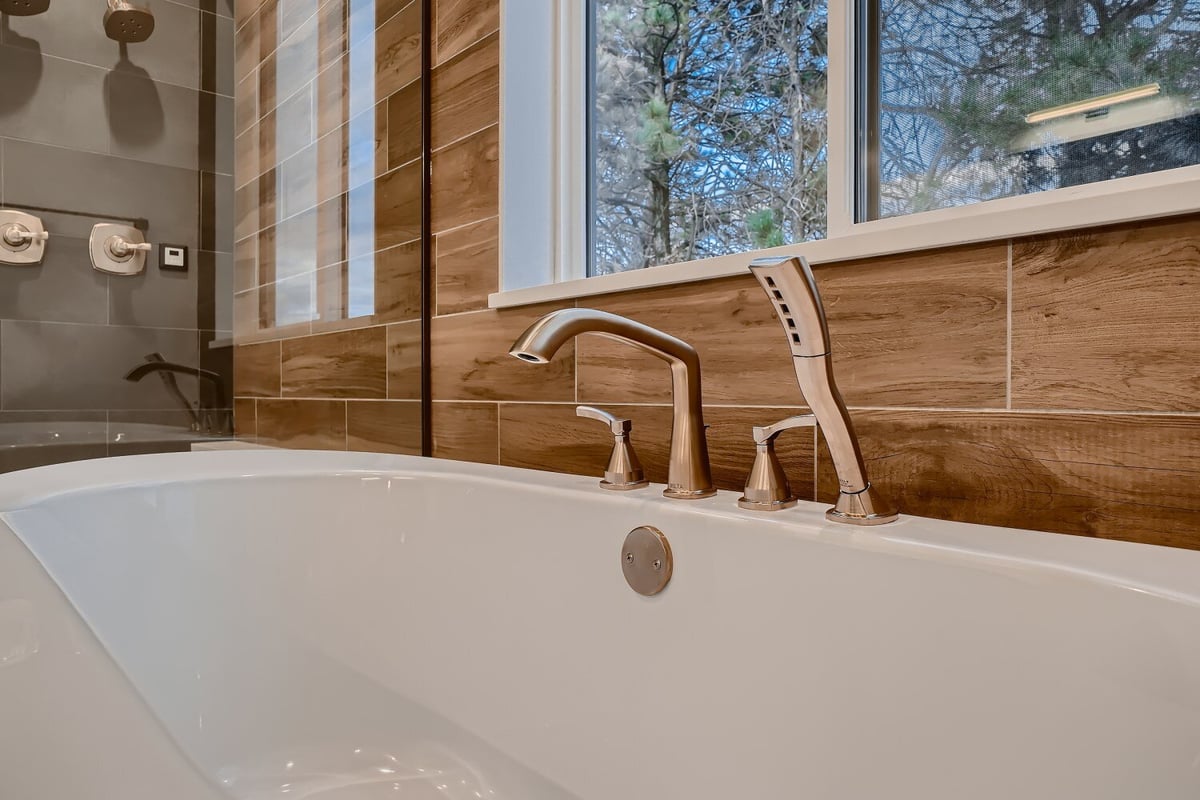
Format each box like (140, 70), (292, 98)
(2, 225), (49, 248)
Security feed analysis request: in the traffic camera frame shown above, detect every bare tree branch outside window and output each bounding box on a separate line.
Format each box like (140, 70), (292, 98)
(589, 1), (1200, 275)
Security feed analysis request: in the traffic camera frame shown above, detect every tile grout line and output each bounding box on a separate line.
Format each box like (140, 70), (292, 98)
(1006, 238), (1013, 411)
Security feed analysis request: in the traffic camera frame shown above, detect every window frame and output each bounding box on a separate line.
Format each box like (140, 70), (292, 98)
(494, 0), (1200, 309)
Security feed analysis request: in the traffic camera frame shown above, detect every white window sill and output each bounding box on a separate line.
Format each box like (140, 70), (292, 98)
(490, 164), (1200, 309)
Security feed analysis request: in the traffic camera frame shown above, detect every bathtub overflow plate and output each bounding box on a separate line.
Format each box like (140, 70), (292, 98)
(621, 526), (672, 596)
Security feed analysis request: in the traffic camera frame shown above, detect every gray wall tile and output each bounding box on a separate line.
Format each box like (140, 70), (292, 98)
(0, 235), (109, 324)
(1, 320), (199, 410)
(109, 256), (199, 329)
(0, 46), (109, 153)
(1, 0), (202, 90)
(3, 140), (201, 246)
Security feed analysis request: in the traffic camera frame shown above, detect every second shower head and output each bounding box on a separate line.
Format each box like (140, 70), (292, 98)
(0, 0), (51, 16)
(104, 0), (153, 42)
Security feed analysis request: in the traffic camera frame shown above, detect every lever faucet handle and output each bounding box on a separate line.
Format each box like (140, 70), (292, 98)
(739, 414), (814, 512)
(576, 404), (631, 436)
(752, 413), (816, 445)
(575, 405), (649, 491)
(2, 225), (49, 246)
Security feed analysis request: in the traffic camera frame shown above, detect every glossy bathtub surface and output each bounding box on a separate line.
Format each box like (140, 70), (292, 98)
(1, 451), (1200, 799)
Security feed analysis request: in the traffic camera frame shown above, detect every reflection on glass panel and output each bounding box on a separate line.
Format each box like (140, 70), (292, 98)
(270, 0), (376, 326)
(589, 1), (829, 276)
(867, 0), (1200, 220)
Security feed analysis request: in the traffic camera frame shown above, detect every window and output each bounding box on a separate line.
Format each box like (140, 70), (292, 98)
(498, 1), (1200, 303)
(864, 0), (1200, 221)
(588, 1), (829, 277)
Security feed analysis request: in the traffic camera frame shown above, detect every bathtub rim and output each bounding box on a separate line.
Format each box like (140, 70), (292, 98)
(0, 449), (1197, 608)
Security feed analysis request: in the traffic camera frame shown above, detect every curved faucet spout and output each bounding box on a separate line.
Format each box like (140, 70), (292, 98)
(510, 308), (715, 499)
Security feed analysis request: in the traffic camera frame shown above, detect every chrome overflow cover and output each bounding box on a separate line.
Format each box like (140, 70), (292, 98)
(621, 525), (672, 596)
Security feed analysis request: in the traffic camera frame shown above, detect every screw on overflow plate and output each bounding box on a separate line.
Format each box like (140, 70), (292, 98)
(621, 526), (672, 596)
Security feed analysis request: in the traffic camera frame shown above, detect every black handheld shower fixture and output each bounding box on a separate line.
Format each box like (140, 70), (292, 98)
(104, 0), (153, 42)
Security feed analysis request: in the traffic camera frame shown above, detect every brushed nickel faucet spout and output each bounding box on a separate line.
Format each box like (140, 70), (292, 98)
(509, 308), (715, 499)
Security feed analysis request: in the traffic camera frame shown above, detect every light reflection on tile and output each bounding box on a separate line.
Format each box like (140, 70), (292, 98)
(275, 271), (317, 327)
(347, 107), (376, 189)
(275, 84), (314, 164)
(348, 254), (375, 319)
(275, 207), (318, 280)
(347, 182), (375, 261)
(277, 142), (318, 219)
(275, 12), (319, 104)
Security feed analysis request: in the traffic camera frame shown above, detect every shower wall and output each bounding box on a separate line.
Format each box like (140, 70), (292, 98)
(0, 0), (234, 469)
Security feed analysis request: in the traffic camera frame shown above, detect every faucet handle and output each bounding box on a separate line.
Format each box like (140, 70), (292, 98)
(739, 414), (814, 512)
(752, 413), (816, 445)
(576, 404), (631, 436)
(576, 405), (649, 491)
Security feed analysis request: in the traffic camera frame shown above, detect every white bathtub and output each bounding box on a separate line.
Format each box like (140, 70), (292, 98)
(1, 450), (1199, 799)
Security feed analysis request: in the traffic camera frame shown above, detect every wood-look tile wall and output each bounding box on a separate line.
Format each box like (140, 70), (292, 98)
(232, 0), (424, 454)
(419, 4), (1200, 551)
(235, 0), (1200, 551)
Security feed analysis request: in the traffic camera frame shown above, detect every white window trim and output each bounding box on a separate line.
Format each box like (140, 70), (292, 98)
(494, 1), (1200, 310)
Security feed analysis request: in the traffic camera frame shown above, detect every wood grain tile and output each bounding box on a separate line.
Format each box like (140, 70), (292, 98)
(431, 124), (498, 234)
(577, 275), (797, 405)
(257, 399), (346, 449)
(435, 216), (497, 314)
(234, 176), (258, 240)
(235, 71), (257, 136)
(816, 410), (1200, 549)
(375, 240), (422, 323)
(1012, 214), (1200, 411)
(431, 302), (574, 401)
(497, 403), (814, 495)
(281, 326), (387, 398)
(387, 79), (422, 168)
(435, 0), (498, 64)
(234, 340), (280, 397)
(235, 126), (259, 188)
(431, 31), (498, 150)
(347, 400), (421, 454)
(433, 402), (497, 463)
(233, 398), (257, 437)
(387, 320), (422, 399)
(376, 1), (420, 99)
(817, 242), (1008, 407)
(376, 160), (422, 249)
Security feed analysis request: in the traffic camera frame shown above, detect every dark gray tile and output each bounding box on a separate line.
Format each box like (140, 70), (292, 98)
(200, 330), (233, 409)
(2, 140), (200, 246)
(1, 0), (201, 90)
(208, 12), (235, 97)
(108, 254), (199, 329)
(1, 320), (199, 410)
(0, 45), (109, 153)
(0, 235), (109, 324)
(204, 171), (234, 253)
(106, 74), (225, 172)
(214, 92), (235, 175)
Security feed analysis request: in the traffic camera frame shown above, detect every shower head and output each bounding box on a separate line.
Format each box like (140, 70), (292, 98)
(0, 0), (51, 16)
(104, 0), (153, 42)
